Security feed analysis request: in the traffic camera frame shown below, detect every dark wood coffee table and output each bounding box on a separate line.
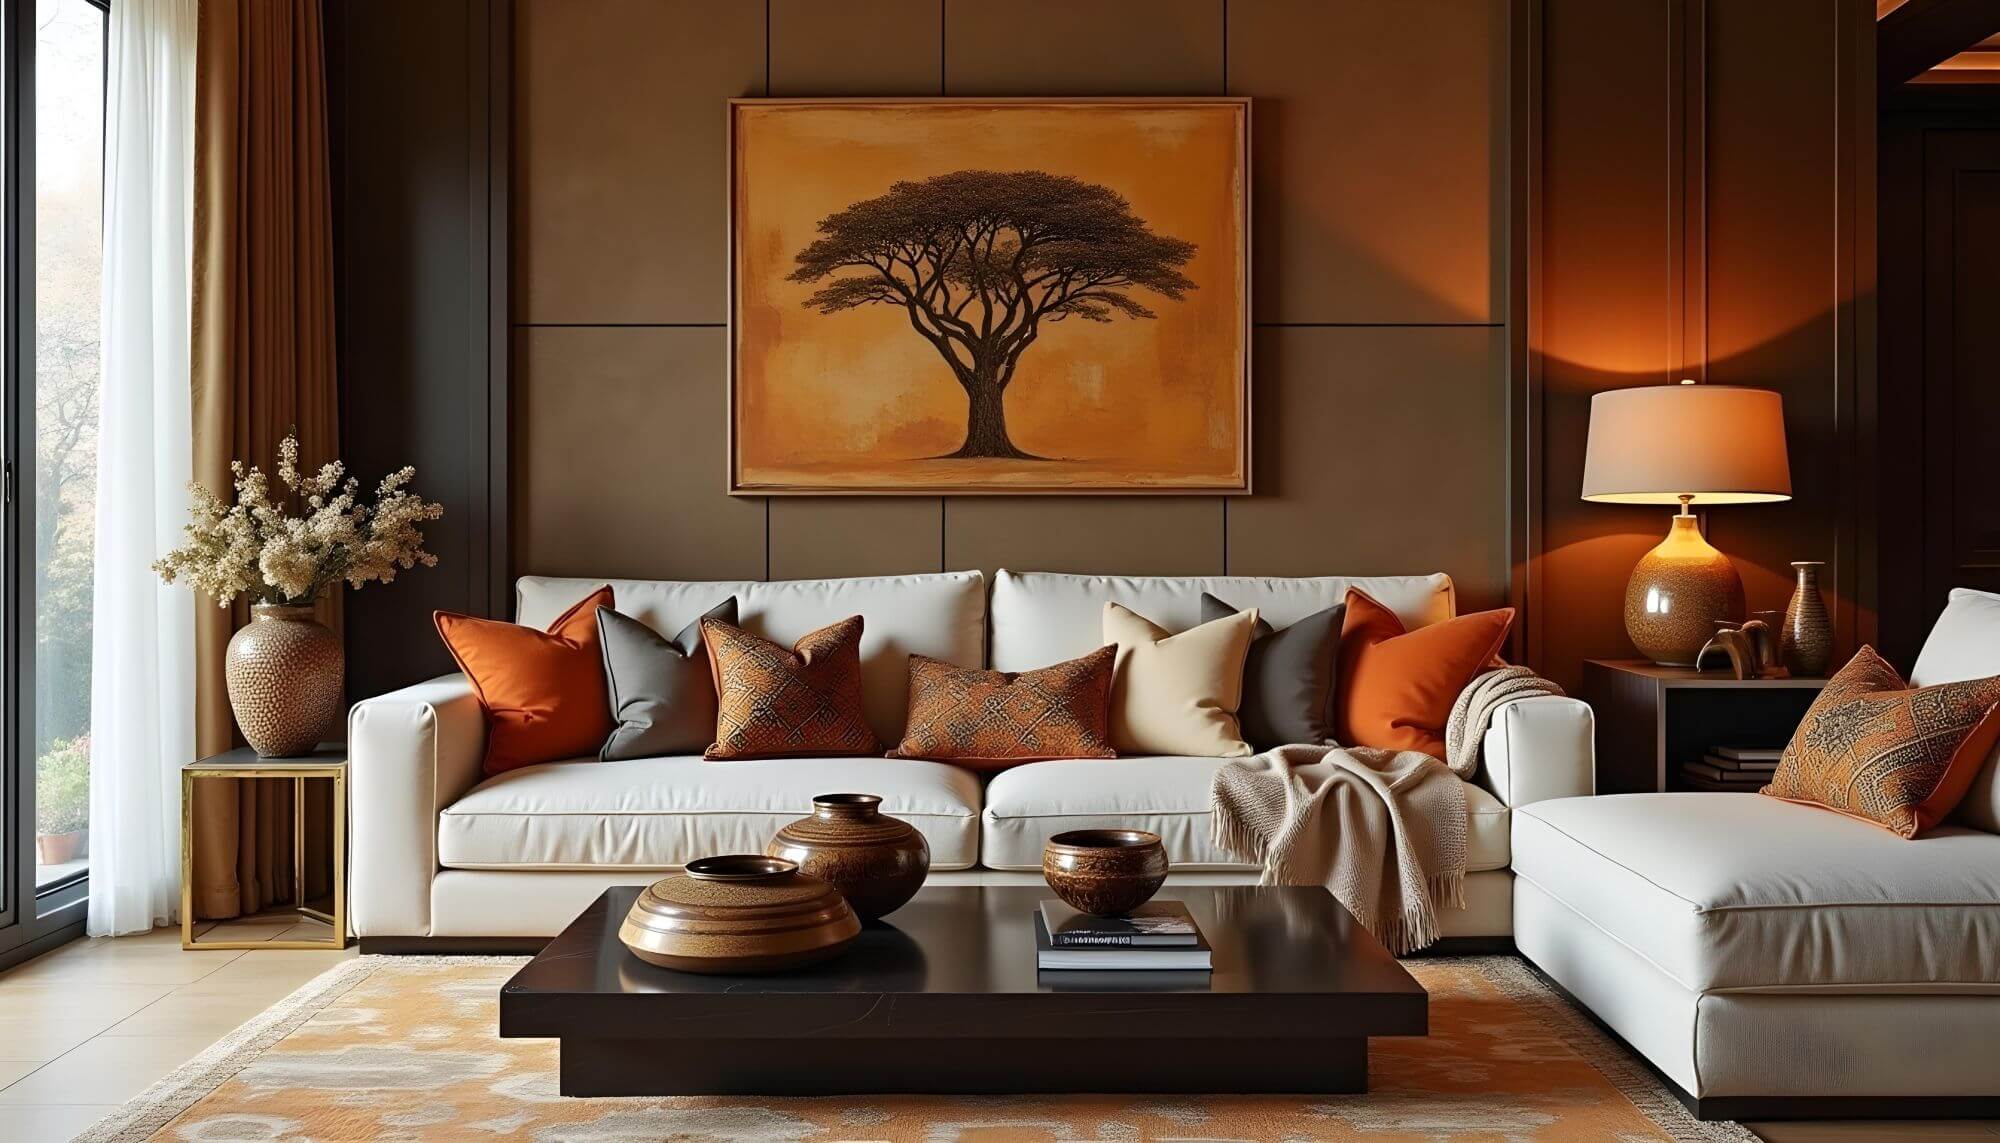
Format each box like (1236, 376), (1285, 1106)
(500, 884), (1427, 1096)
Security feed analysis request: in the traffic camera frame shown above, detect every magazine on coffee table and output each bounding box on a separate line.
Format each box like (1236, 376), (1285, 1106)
(1038, 899), (1202, 947)
(1034, 911), (1211, 971)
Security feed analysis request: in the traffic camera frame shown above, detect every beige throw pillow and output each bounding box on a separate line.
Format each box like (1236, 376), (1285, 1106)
(1103, 602), (1259, 757)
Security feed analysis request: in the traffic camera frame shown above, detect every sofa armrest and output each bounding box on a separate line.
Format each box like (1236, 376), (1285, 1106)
(1474, 694), (1595, 809)
(348, 673), (486, 938)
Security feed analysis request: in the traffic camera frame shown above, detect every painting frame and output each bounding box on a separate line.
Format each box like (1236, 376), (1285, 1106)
(726, 96), (1253, 496)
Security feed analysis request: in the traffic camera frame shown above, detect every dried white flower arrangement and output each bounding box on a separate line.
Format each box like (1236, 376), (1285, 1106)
(154, 433), (444, 607)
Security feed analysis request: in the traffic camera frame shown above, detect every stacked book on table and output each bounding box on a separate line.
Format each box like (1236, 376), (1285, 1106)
(1034, 900), (1211, 971)
(1679, 745), (1781, 792)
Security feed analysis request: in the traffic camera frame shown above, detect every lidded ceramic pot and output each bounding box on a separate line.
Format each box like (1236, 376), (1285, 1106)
(767, 793), (930, 919)
(1042, 828), (1169, 917)
(619, 855), (860, 974)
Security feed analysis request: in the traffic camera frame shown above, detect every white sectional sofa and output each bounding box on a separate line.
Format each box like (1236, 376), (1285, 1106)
(349, 569), (1595, 947)
(1514, 587), (2000, 1120)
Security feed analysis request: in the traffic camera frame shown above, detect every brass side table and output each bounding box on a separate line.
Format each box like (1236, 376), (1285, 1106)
(181, 746), (347, 950)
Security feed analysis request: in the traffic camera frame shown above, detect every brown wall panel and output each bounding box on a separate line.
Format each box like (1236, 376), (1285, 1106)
(771, 0), (942, 96)
(1229, 0), (1506, 325)
(943, 0), (1222, 95)
(943, 499), (1225, 579)
(1227, 327), (1510, 611)
(1533, 0), (1677, 691)
(514, 328), (765, 580)
(768, 500), (943, 579)
(513, 0), (764, 324)
(1701, 0), (1844, 623)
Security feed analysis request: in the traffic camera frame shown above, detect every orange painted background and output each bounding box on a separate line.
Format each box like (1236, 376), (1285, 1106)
(732, 101), (1247, 491)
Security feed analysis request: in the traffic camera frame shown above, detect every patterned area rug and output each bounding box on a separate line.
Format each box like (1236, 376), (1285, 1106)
(79, 955), (1752, 1141)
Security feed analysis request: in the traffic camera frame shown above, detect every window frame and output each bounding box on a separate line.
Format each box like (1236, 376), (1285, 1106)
(0, 0), (109, 968)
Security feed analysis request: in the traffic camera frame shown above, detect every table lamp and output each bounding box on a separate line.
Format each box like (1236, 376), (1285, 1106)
(1581, 381), (1791, 666)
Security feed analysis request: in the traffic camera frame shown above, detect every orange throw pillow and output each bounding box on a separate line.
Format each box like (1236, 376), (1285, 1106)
(434, 586), (615, 776)
(888, 646), (1118, 770)
(1335, 589), (1515, 759)
(1762, 646), (2000, 837)
(702, 615), (878, 760)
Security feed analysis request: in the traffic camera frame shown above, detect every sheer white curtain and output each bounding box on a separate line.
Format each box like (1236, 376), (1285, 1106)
(88, 0), (198, 936)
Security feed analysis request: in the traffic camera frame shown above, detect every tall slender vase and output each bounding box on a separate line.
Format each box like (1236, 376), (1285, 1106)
(1780, 561), (1833, 677)
(225, 603), (345, 757)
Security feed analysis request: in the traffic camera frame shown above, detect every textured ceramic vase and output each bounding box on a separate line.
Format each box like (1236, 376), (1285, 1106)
(619, 855), (860, 974)
(1780, 561), (1833, 677)
(1043, 829), (1168, 917)
(226, 603), (344, 757)
(1624, 514), (1746, 666)
(767, 794), (930, 920)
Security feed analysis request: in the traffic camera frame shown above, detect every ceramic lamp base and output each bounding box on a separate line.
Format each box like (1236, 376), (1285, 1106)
(1624, 512), (1745, 666)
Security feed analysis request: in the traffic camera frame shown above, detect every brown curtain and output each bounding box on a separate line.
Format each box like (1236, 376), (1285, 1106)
(189, 0), (340, 920)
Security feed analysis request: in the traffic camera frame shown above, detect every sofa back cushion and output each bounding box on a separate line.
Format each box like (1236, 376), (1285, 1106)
(1912, 588), (2000, 832)
(516, 572), (986, 747)
(988, 570), (1455, 673)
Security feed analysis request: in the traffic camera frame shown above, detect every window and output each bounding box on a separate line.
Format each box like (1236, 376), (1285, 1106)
(22, 0), (102, 904)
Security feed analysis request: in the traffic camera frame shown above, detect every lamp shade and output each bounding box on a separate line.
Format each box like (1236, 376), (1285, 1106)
(1580, 384), (1792, 505)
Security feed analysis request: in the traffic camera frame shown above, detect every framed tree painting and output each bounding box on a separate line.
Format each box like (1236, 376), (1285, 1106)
(728, 98), (1251, 495)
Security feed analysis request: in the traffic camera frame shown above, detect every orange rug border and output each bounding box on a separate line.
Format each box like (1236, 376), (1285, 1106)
(75, 953), (1755, 1142)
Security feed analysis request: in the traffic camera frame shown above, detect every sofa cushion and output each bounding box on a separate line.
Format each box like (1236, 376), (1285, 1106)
(980, 756), (1510, 873)
(702, 616), (877, 760)
(887, 648), (1116, 769)
(437, 754), (981, 871)
(1103, 603), (1257, 757)
(436, 586), (615, 776)
(988, 570), (1454, 673)
(1914, 588), (2000, 833)
(516, 572), (985, 747)
(1513, 792), (2000, 993)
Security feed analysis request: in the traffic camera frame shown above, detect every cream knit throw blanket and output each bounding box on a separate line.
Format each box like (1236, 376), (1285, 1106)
(1211, 744), (1467, 955)
(1444, 665), (1566, 780)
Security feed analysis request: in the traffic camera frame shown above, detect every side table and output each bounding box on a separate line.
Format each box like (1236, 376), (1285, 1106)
(181, 746), (347, 950)
(1582, 660), (1828, 795)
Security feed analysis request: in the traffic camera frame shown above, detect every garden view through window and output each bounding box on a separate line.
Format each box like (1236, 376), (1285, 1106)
(33, 0), (106, 891)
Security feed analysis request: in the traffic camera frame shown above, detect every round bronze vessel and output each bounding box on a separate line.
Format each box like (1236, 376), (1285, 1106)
(1042, 829), (1168, 917)
(619, 855), (860, 974)
(767, 793), (930, 919)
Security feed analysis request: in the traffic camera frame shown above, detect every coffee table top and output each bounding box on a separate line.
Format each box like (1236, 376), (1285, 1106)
(501, 885), (1427, 1041)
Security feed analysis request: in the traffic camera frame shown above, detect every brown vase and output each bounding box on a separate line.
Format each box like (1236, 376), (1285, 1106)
(767, 793), (930, 919)
(226, 603), (344, 757)
(1043, 829), (1169, 917)
(1780, 561), (1833, 677)
(619, 855), (860, 974)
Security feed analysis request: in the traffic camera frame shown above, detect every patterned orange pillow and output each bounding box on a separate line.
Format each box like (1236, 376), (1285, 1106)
(1762, 646), (2000, 837)
(889, 647), (1118, 770)
(701, 615), (878, 760)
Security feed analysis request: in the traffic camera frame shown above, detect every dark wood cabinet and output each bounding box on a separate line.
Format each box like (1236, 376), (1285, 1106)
(1582, 660), (1826, 795)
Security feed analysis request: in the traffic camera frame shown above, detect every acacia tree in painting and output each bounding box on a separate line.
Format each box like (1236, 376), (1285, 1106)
(788, 170), (1197, 459)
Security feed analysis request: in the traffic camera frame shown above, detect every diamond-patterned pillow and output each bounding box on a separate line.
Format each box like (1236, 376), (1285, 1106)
(1762, 646), (2000, 837)
(701, 615), (878, 760)
(888, 647), (1117, 770)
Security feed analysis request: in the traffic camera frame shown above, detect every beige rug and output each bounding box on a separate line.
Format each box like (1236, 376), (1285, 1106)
(79, 955), (1752, 1142)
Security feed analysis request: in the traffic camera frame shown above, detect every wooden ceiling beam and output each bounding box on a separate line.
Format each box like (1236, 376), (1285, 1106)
(1880, 0), (2000, 90)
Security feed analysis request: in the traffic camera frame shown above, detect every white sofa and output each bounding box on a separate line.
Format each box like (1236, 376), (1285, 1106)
(349, 570), (1595, 946)
(1514, 587), (2000, 1120)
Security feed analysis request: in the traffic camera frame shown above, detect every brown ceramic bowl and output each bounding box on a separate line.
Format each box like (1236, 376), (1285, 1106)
(619, 855), (861, 974)
(767, 793), (931, 920)
(1042, 829), (1169, 917)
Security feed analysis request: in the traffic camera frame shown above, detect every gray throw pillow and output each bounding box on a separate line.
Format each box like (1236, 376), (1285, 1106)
(1199, 593), (1345, 752)
(597, 598), (737, 761)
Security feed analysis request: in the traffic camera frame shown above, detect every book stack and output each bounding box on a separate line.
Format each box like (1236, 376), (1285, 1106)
(1679, 745), (1782, 792)
(1034, 899), (1212, 971)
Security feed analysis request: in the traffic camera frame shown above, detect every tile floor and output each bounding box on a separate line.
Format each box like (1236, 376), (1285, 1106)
(0, 923), (1992, 1142)
(0, 915), (351, 1143)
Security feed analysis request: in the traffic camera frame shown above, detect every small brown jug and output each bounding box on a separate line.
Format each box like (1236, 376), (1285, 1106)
(768, 794), (930, 920)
